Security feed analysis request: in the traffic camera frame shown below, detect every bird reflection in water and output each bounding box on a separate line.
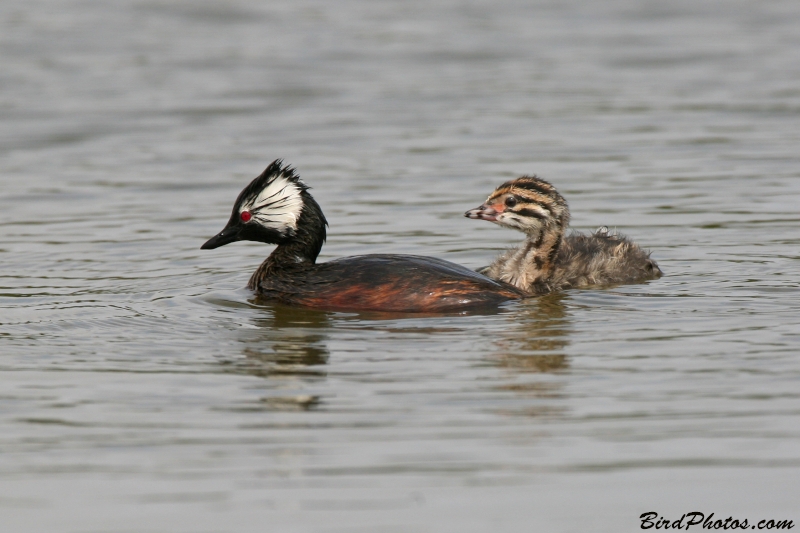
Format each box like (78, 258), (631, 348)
(489, 292), (571, 418)
(226, 302), (333, 411)
(492, 292), (570, 372)
(225, 293), (571, 415)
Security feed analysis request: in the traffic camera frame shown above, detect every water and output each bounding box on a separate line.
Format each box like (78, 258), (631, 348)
(2, 0), (800, 531)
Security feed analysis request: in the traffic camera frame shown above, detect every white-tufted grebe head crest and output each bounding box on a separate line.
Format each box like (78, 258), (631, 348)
(201, 160), (327, 252)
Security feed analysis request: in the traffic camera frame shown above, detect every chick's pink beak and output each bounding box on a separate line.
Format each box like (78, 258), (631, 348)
(465, 204), (501, 222)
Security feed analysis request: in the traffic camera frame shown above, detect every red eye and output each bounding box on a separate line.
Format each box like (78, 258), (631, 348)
(240, 211), (252, 222)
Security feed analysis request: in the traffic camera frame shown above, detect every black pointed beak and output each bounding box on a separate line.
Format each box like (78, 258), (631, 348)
(201, 225), (240, 249)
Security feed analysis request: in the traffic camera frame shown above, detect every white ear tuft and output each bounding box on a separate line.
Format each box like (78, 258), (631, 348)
(241, 174), (304, 231)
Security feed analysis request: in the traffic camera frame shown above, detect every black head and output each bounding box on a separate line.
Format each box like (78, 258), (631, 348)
(201, 160), (327, 258)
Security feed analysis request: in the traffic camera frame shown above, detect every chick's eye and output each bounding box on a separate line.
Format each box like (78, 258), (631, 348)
(505, 196), (517, 208)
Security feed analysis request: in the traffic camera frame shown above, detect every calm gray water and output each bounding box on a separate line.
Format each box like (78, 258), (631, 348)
(2, 1), (800, 531)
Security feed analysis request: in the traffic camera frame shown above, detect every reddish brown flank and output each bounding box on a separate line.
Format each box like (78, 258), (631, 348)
(256, 255), (525, 313)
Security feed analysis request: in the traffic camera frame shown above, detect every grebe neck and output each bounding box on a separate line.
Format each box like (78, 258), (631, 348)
(493, 225), (565, 292)
(247, 242), (313, 289)
(247, 195), (327, 289)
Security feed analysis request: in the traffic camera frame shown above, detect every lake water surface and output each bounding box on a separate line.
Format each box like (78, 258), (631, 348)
(2, 1), (800, 531)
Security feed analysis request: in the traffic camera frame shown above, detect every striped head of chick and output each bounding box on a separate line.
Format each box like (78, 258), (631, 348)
(465, 176), (570, 239)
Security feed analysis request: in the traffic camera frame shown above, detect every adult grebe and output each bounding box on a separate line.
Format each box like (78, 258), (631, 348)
(201, 160), (525, 312)
(465, 176), (662, 294)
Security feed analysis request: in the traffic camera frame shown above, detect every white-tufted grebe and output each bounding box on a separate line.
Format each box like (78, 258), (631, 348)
(465, 176), (662, 294)
(201, 160), (525, 312)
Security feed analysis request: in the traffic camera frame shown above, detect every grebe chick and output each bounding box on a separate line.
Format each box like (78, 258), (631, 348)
(201, 160), (525, 312)
(465, 176), (662, 294)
